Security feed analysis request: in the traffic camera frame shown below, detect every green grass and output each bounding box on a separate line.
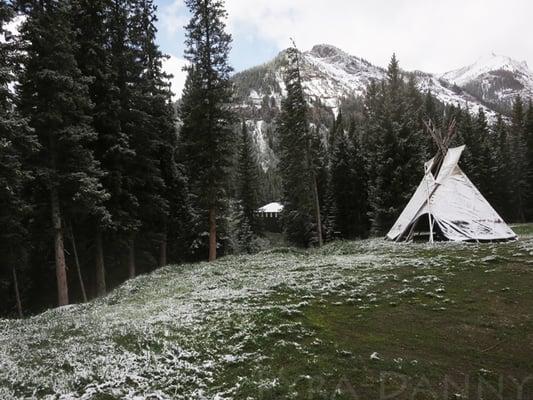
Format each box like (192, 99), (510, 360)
(512, 223), (533, 236)
(1, 226), (532, 399)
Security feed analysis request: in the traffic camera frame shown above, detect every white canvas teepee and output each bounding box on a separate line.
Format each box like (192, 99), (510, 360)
(387, 123), (517, 242)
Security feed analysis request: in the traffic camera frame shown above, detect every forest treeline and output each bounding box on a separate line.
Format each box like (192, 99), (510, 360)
(1, 0), (533, 317)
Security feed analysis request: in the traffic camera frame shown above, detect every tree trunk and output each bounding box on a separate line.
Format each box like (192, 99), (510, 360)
(11, 264), (23, 319)
(208, 207), (217, 262)
(159, 232), (167, 267)
(312, 175), (323, 247)
(51, 188), (69, 307)
(68, 224), (88, 302)
(128, 233), (136, 279)
(95, 227), (106, 297)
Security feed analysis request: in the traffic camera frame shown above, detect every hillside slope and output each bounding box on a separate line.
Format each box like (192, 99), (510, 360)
(1, 226), (532, 399)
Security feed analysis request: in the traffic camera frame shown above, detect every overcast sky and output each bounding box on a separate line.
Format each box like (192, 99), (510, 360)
(155, 0), (533, 98)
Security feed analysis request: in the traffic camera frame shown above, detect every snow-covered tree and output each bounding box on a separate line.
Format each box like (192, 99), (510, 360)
(0, 1), (39, 316)
(179, 0), (236, 261)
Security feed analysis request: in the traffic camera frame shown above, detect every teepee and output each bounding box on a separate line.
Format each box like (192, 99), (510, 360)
(387, 120), (517, 242)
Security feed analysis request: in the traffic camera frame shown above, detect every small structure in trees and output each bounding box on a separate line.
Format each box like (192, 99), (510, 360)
(257, 202), (284, 218)
(256, 202), (284, 232)
(387, 120), (517, 242)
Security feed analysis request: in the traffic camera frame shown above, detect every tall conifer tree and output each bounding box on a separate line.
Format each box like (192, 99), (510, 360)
(367, 55), (425, 234)
(73, 0), (131, 295)
(508, 96), (528, 221)
(0, 1), (39, 316)
(277, 46), (320, 247)
(18, 0), (108, 306)
(490, 115), (512, 218)
(524, 100), (533, 220)
(237, 121), (260, 232)
(179, 0), (235, 261)
(125, 0), (172, 273)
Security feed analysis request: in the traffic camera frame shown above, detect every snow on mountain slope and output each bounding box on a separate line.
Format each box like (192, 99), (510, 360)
(414, 71), (495, 116)
(232, 45), (515, 167)
(234, 44), (501, 119)
(440, 53), (533, 109)
(442, 53), (531, 86)
(300, 44), (385, 110)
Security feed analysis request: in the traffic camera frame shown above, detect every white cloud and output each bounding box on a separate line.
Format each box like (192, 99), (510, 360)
(162, 54), (189, 99)
(221, 0), (532, 73)
(159, 1), (189, 35)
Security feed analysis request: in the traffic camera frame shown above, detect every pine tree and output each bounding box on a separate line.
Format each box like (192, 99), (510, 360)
(72, 0), (132, 295)
(330, 124), (354, 237)
(156, 87), (188, 266)
(328, 109), (344, 151)
(18, 0), (108, 306)
(125, 0), (173, 273)
(401, 74), (427, 191)
(348, 120), (370, 238)
(330, 116), (369, 239)
(473, 109), (495, 201)
(277, 46), (318, 247)
(459, 108), (491, 196)
(0, 1), (39, 317)
(102, 0), (147, 279)
(367, 55), (426, 235)
(508, 96), (528, 221)
(525, 99), (533, 220)
(490, 115), (512, 218)
(179, 0), (236, 261)
(423, 89), (439, 125)
(311, 125), (331, 240)
(237, 121), (260, 234)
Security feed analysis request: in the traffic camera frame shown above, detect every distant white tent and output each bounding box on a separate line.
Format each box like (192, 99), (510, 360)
(387, 121), (516, 242)
(257, 202), (284, 215)
(257, 202), (284, 219)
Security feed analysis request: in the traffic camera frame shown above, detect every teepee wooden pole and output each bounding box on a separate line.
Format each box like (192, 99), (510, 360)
(424, 163), (435, 244)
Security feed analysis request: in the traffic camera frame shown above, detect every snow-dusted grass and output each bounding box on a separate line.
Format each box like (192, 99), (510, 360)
(1, 229), (533, 399)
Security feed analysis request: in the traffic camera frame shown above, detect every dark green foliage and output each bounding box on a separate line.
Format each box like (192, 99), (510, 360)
(17, 0), (111, 305)
(74, 0), (136, 234)
(329, 115), (369, 239)
(127, 0), (171, 235)
(458, 110), (488, 191)
(365, 55), (427, 235)
(277, 47), (316, 247)
(310, 125), (331, 240)
(237, 121), (260, 234)
(489, 114), (513, 218)
(18, 0), (109, 223)
(507, 96), (529, 221)
(0, 1), (39, 315)
(525, 99), (533, 220)
(179, 0), (236, 259)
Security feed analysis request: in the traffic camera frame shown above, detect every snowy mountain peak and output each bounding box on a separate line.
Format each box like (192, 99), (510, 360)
(442, 53), (532, 86)
(309, 44), (348, 59)
(440, 53), (533, 109)
(306, 44), (378, 71)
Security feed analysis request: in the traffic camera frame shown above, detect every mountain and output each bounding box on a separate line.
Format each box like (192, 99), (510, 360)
(233, 44), (505, 118)
(232, 45), (533, 176)
(440, 53), (533, 112)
